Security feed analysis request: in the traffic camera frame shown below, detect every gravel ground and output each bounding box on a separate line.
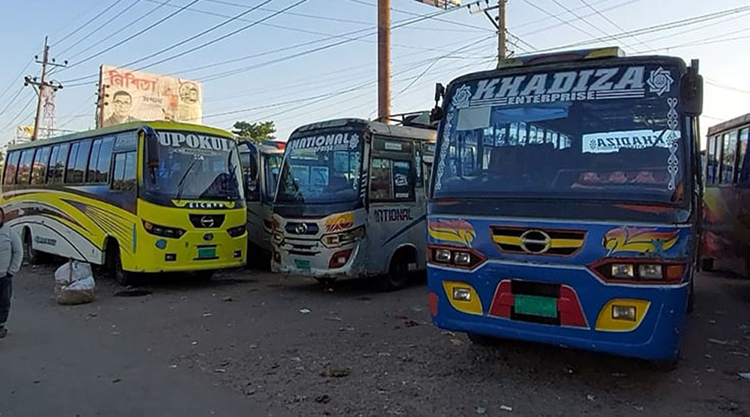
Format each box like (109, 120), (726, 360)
(2, 263), (749, 417)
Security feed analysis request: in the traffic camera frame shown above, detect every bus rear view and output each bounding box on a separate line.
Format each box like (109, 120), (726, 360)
(427, 48), (703, 363)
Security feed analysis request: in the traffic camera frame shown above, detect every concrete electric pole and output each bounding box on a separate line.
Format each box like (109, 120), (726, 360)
(24, 36), (66, 141)
(377, 0), (391, 122)
(469, 0), (507, 63)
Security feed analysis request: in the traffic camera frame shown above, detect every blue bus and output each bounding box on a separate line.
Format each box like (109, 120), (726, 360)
(426, 47), (703, 364)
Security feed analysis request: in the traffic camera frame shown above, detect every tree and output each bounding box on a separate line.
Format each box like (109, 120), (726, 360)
(232, 121), (276, 143)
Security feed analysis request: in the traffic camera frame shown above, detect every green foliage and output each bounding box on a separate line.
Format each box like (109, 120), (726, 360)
(232, 121), (276, 143)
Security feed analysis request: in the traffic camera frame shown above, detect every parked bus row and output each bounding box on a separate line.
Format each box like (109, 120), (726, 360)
(1, 47), (707, 366)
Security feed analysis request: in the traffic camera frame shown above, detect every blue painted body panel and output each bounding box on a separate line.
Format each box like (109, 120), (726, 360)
(427, 216), (694, 361)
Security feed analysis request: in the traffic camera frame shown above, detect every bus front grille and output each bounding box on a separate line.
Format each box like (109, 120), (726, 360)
(491, 226), (586, 257)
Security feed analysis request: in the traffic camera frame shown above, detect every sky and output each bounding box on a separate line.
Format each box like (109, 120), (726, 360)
(0, 0), (748, 147)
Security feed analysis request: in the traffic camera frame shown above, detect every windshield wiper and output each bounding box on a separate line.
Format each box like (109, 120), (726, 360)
(175, 157), (203, 201)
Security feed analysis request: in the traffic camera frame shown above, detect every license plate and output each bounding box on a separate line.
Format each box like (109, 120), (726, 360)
(514, 294), (558, 318)
(197, 246), (216, 259)
(295, 259), (311, 270)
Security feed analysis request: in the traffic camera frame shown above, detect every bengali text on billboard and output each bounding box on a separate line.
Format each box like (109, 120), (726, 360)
(99, 65), (203, 128)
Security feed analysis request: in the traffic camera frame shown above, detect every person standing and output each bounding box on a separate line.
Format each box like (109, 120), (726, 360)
(0, 207), (23, 338)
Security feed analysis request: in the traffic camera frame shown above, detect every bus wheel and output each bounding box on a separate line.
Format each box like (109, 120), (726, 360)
(380, 252), (410, 291)
(195, 270), (215, 281)
(651, 356), (679, 371)
(467, 332), (495, 346)
(107, 244), (135, 286)
(23, 228), (45, 265)
(315, 277), (336, 287)
(700, 258), (714, 272)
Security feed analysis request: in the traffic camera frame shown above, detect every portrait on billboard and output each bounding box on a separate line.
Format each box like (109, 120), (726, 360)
(99, 65), (203, 128)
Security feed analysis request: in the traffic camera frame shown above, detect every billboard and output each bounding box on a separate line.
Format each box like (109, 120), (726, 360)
(98, 65), (203, 128)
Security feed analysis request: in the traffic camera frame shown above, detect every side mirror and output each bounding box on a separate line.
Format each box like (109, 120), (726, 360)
(431, 83), (446, 123)
(680, 59), (703, 117)
(140, 126), (160, 168)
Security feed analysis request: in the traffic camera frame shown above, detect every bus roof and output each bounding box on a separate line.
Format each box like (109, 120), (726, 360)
(7, 120), (234, 151)
(498, 46), (625, 68)
(707, 113), (750, 137)
(291, 118), (436, 143)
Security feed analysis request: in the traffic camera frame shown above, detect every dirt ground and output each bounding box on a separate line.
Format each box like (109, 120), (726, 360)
(1, 264), (748, 417)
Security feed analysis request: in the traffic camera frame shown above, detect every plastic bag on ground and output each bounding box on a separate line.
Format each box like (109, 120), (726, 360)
(55, 260), (96, 305)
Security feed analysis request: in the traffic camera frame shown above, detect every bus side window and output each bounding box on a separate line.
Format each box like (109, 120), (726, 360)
(370, 157), (414, 202)
(48, 143), (69, 185)
(244, 154), (260, 202)
(721, 130), (738, 184)
(739, 128), (750, 184)
(30, 146), (51, 185)
(17, 149), (35, 185)
(65, 139), (92, 184)
(111, 152), (137, 192)
(87, 136), (114, 183)
(4, 151), (20, 186)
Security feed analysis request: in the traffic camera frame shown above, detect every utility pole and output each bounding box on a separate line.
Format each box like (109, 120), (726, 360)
(377, 0), (390, 122)
(469, 0), (507, 63)
(497, 0), (506, 60)
(24, 36), (66, 141)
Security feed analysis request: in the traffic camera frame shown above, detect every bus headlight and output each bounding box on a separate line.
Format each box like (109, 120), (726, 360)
(143, 220), (185, 239)
(611, 264), (634, 279)
(638, 264), (662, 280)
(321, 227), (365, 248)
(273, 232), (284, 244)
(227, 225), (247, 238)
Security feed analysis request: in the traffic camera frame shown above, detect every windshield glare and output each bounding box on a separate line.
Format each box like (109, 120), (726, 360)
(433, 64), (686, 204)
(145, 131), (243, 201)
(276, 130), (362, 204)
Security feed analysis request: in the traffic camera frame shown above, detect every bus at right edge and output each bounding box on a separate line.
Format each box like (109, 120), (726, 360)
(426, 47), (703, 364)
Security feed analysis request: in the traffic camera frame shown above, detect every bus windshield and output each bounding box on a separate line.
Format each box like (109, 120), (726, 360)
(433, 63), (686, 204)
(144, 131), (244, 201)
(276, 130), (363, 204)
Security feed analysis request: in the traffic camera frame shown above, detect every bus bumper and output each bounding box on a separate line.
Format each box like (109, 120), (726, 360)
(133, 232), (247, 273)
(427, 265), (690, 361)
(272, 242), (365, 280)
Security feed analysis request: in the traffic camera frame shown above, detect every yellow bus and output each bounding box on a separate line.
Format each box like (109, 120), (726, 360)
(1, 121), (247, 285)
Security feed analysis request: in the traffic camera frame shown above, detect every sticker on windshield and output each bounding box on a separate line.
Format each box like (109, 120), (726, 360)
(582, 129), (678, 153)
(158, 132), (233, 151)
(456, 66), (681, 109)
(288, 132), (358, 153)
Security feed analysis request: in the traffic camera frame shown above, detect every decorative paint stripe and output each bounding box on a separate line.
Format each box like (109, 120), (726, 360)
(382, 214), (427, 246)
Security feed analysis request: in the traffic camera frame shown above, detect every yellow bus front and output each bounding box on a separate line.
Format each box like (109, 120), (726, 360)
(123, 124), (247, 274)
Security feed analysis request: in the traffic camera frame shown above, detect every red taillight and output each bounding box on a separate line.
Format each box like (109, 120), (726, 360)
(427, 245), (486, 270)
(329, 249), (352, 269)
(428, 292), (438, 317)
(589, 258), (687, 284)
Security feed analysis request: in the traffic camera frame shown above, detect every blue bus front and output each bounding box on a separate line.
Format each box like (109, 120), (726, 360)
(427, 53), (700, 361)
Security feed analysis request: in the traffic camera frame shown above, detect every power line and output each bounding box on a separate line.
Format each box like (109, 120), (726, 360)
(0, 95), (36, 134)
(519, 0), (602, 43)
(62, 0), (202, 74)
(705, 78), (750, 96)
(524, 3), (750, 55)
(577, 0), (652, 51)
(119, 0), (279, 72)
(0, 88), (25, 117)
(346, 0), (493, 33)
(57, 0), (144, 57)
(53, 0), (126, 46)
(516, 0), (644, 38)
(0, 59), (33, 103)
(67, 0), (177, 60)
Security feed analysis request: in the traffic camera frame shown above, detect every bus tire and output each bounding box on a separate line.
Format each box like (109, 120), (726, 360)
(23, 228), (45, 265)
(106, 242), (136, 286)
(315, 277), (336, 287)
(380, 251), (411, 291)
(651, 356), (679, 372)
(700, 258), (714, 272)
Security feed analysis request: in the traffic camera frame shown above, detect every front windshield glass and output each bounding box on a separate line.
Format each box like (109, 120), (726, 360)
(145, 131), (243, 201)
(276, 130), (363, 204)
(433, 63), (686, 204)
(264, 153), (282, 200)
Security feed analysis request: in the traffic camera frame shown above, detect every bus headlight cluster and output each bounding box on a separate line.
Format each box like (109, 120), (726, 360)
(591, 259), (686, 284)
(428, 245), (486, 270)
(321, 227), (365, 248)
(143, 221), (185, 239)
(226, 225), (247, 238)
